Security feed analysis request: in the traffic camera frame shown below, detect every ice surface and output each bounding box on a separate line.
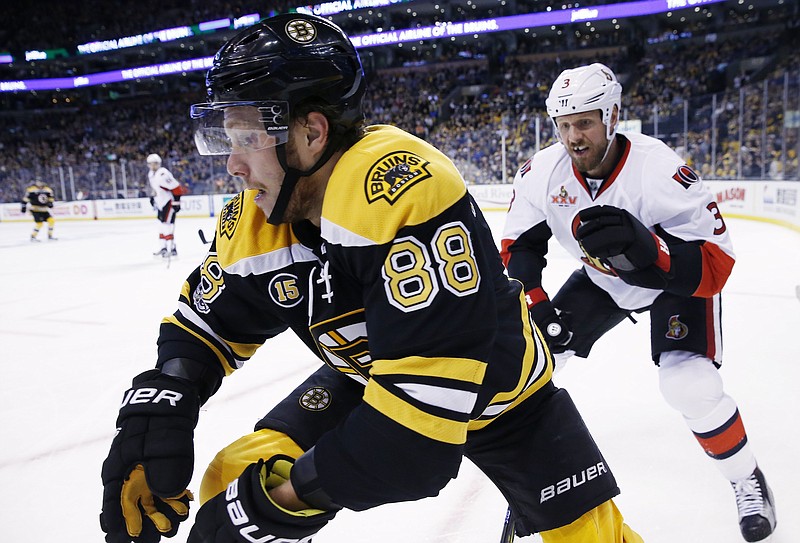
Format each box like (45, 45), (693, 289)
(0, 212), (797, 542)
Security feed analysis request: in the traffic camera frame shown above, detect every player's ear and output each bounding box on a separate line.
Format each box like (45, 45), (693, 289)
(610, 104), (619, 129)
(303, 112), (329, 156)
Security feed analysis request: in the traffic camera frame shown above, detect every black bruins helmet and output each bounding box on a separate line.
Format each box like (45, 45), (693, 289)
(193, 13), (366, 225)
(205, 13), (365, 129)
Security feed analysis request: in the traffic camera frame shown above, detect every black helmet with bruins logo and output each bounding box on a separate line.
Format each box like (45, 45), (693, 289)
(204, 13), (365, 129)
(191, 13), (366, 225)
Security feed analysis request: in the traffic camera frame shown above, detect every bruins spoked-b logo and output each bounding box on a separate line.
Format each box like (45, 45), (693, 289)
(285, 19), (317, 44)
(299, 387), (331, 411)
(366, 151), (432, 204)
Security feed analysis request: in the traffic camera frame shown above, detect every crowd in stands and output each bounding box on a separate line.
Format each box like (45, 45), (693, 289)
(2, 0), (800, 202)
(3, 0), (636, 57)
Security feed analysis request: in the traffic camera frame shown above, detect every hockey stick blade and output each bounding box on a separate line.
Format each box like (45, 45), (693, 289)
(198, 229), (211, 245)
(499, 506), (516, 543)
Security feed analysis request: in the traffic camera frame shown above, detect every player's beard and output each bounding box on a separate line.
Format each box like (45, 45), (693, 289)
(569, 138), (609, 176)
(279, 136), (325, 225)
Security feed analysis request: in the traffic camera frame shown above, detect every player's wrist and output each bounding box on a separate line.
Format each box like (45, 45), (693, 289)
(158, 357), (222, 405)
(291, 447), (342, 511)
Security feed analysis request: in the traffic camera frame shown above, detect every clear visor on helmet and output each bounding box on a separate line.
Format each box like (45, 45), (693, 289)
(190, 101), (289, 156)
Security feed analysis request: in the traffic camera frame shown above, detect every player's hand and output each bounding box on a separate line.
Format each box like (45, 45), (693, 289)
(100, 370), (200, 543)
(172, 200), (181, 213)
(188, 456), (337, 543)
(20, 204), (26, 213)
(529, 300), (573, 354)
(47, 201), (54, 208)
(576, 205), (669, 272)
(149, 197), (157, 210)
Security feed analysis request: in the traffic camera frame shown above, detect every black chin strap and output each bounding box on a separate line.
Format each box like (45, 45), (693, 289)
(267, 132), (342, 225)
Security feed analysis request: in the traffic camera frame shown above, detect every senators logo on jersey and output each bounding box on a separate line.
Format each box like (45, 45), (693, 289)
(550, 185), (578, 207)
(666, 314), (689, 340)
(672, 165), (700, 189)
(365, 151), (432, 204)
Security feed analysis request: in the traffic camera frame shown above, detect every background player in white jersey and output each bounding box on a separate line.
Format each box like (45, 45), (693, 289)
(147, 153), (183, 257)
(501, 63), (776, 542)
(99, 15), (645, 543)
(21, 178), (56, 241)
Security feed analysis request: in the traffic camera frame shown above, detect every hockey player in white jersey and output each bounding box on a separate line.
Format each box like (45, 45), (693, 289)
(501, 63), (776, 542)
(147, 153), (183, 257)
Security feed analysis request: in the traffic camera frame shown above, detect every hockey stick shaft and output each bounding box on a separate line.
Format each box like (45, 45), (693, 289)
(198, 228), (211, 244)
(499, 506), (516, 543)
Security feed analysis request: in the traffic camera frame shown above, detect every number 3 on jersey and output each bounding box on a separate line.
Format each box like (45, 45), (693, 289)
(382, 221), (480, 312)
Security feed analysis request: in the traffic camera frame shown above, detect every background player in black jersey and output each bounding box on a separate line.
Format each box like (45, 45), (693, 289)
(99, 14), (644, 543)
(21, 178), (56, 242)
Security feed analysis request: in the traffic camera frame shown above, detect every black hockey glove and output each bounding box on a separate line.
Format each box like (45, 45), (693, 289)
(188, 456), (337, 543)
(100, 369), (200, 543)
(47, 201), (53, 208)
(20, 203), (26, 213)
(149, 196), (157, 210)
(576, 205), (670, 273)
(529, 300), (573, 354)
(172, 199), (181, 213)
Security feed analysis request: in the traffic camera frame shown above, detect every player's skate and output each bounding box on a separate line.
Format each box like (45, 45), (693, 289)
(170, 246), (178, 257)
(153, 247), (168, 258)
(732, 467), (776, 542)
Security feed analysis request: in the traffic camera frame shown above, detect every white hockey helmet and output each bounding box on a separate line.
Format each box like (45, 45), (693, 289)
(546, 63), (622, 141)
(146, 153), (162, 165)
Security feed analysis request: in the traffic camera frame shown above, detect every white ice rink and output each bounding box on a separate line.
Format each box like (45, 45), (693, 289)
(0, 211), (797, 543)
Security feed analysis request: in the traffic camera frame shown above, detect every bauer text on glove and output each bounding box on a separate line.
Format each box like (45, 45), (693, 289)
(100, 369), (200, 543)
(188, 456), (337, 543)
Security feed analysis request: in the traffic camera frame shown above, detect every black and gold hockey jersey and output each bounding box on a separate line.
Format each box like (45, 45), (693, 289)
(158, 125), (553, 511)
(22, 183), (55, 212)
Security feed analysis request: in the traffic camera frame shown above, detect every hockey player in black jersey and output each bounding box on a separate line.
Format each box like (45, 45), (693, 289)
(21, 178), (56, 241)
(99, 14), (644, 543)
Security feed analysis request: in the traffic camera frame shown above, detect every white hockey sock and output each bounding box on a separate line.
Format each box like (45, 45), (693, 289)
(659, 351), (757, 481)
(683, 394), (757, 481)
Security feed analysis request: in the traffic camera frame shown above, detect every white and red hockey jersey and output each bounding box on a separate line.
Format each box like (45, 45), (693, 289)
(148, 166), (183, 210)
(501, 132), (735, 311)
